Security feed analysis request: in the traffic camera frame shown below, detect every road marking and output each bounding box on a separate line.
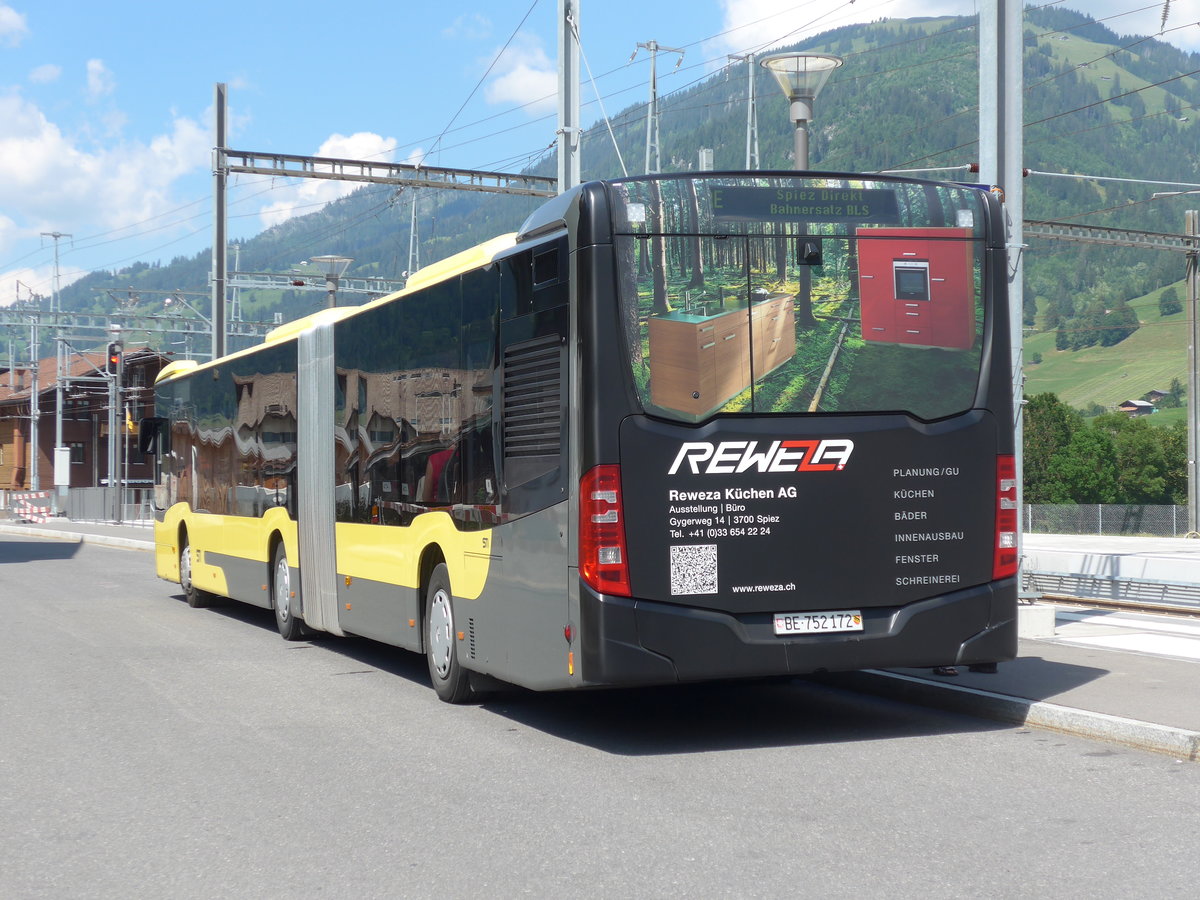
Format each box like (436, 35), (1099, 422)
(1057, 609), (1200, 637)
(1056, 632), (1200, 661)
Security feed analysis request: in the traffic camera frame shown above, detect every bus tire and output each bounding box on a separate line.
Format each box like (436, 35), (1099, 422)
(180, 537), (215, 608)
(424, 564), (472, 703)
(272, 542), (306, 641)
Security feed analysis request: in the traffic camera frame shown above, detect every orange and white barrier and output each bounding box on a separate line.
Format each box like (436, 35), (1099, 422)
(12, 491), (51, 523)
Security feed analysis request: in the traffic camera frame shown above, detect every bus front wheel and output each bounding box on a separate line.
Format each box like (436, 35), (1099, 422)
(424, 564), (472, 703)
(180, 537), (215, 608)
(272, 542), (306, 641)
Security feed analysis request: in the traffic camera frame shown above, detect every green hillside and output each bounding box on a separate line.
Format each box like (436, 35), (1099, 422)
(1023, 281), (1188, 409)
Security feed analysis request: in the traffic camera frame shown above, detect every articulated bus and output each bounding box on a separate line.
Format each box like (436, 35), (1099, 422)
(141, 171), (1017, 702)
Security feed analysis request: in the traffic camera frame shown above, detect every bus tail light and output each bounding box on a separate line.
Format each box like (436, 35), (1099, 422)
(994, 454), (1018, 579)
(580, 465), (631, 597)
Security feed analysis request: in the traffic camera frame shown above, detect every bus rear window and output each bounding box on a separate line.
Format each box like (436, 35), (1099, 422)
(611, 176), (988, 423)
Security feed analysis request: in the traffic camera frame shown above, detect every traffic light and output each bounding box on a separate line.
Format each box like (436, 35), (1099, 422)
(105, 341), (123, 376)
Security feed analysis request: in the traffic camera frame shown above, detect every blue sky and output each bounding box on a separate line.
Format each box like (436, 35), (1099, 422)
(1, 0), (1196, 305)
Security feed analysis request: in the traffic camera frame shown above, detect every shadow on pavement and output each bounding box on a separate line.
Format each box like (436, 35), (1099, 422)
(885, 653), (1109, 705)
(476, 675), (1010, 756)
(167, 593), (1049, 757)
(0, 538), (82, 564)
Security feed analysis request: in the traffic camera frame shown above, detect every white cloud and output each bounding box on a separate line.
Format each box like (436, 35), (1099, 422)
(0, 264), (78, 309)
(257, 132), (398, 229)
(29, 63), (61, 84)
(0, 4), (28, 47)
(86, 59), (115, 99)
(443, 13), (491, 41)
(713, 0), (971, 56)
(0, 92), (209, 303)
(0, 92), (210, 240)
(483, 34), (556, 115)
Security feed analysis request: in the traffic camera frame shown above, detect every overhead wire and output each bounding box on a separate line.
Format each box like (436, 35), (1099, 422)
(417, 0), (543, 167)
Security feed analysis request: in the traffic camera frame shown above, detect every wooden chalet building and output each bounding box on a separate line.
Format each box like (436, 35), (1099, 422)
(0, 346), (170, 491)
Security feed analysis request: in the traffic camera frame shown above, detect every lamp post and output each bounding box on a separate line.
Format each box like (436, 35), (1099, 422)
(759, 51), (842, 170)
(311, 255), (354, 309)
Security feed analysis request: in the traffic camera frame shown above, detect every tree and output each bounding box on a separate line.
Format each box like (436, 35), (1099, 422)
(647, 181), (669, 316)
(1099, 302), (1138, 347)
(1023, 392), (1079, 502)
(1045, 426), (1118, 503)
(1158, 285), (1182, 317)
(1160, 420), (1189, 504)
(1166, 376), (1185, 407)
(1055, 322), (1068, 351)
(1092, 413), (1171, 504)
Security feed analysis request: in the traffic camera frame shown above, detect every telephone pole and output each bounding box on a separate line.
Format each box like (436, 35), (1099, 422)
(1187, 210), (1199, 532)
(632, 40), (685, 174)
(728, 53), (760, 170)
(558, 0), (581, 192)
(41, 231), (72, 313)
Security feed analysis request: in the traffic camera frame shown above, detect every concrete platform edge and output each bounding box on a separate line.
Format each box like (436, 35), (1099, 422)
(836, 669), (1200, 763)
(0, 521), (153, 551)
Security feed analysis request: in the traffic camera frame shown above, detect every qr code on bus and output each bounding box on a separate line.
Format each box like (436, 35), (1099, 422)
(670, 544), (718, 596)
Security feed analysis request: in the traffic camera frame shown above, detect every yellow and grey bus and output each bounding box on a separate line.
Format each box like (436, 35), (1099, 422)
(142, 171), (1018, 702)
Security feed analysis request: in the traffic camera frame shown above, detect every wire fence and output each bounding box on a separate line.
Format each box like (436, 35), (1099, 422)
(0, 487), (153, 526)
(1025, 504), (1191, 537)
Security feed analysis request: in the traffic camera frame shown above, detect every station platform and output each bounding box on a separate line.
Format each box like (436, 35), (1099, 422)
(2, 518), (1197, 761)
(1023, 533), (1200, 611)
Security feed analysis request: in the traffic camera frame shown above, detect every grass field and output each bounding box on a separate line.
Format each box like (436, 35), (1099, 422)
(1022, 281), (1187, 418)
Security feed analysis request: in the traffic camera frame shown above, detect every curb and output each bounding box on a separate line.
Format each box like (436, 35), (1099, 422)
(833, 669), (1200, 763)
(0, 522), (153, 551)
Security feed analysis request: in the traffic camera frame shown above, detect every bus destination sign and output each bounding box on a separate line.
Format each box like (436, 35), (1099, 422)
(711, 186), (901, 224)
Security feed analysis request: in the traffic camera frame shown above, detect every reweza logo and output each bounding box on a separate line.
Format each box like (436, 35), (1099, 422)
(668, 439), (855, 475)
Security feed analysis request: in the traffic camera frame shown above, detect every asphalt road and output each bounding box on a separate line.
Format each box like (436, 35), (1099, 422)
(3, 534), (1200, 899)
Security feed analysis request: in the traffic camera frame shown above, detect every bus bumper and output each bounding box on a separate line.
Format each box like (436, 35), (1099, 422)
(578, 579), (1018, 686)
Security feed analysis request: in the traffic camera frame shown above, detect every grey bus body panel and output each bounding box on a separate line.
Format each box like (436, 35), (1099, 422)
(203, 551), (273, 609)
(297, 324), (343, 636)
(578, 578), (1018, 686)
(457, 500), (572, 691)
(338, 579), (422, 651)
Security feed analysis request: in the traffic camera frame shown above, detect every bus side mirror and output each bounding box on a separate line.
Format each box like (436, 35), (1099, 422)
(139, 416), (168, 454)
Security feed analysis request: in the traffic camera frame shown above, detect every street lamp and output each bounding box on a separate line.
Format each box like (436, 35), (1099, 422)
(310, 255), (354, 309)
(759, 51), (843, 170)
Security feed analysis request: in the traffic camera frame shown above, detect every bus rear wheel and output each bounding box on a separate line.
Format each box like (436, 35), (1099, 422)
(272, 542), (306, 641)
(425, 564), (472, 703)
(180, 537), (215, 608)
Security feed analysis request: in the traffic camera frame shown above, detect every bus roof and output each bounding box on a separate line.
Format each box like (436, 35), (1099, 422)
(397, 233), (517, 294)
(155, 233), (520, 387)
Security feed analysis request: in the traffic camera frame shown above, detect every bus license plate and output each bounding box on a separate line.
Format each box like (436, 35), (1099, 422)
(773, 610), (863, 636)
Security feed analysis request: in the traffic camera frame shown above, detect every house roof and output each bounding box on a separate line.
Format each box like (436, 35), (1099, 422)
(0, 346), (166, 406)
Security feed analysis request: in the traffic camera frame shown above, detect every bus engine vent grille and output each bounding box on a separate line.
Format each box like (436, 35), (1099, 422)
(502, 335), (562, 460)
(468, 617), (477, 660)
